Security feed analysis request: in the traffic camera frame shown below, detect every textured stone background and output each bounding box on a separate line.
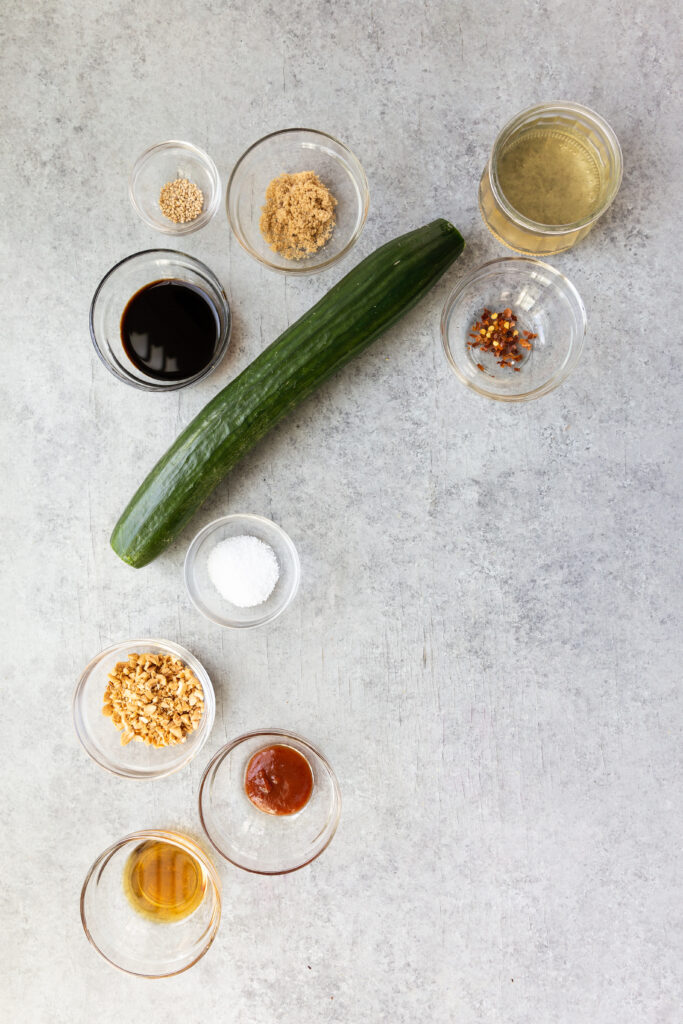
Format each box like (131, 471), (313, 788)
(1, 2), (681, 1022)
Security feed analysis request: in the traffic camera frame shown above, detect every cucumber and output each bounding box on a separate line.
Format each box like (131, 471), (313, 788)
(111, 219), (464, 567)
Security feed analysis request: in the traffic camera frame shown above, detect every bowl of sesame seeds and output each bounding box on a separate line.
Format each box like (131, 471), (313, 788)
(129, 140), (221, 236)
(441, 257), (587, 402)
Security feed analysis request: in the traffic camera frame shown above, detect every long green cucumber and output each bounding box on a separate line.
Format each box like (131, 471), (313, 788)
(111, 219), (464, 567)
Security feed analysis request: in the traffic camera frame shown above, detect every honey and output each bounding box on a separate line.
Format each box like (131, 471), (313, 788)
(123, 840), (205, 923)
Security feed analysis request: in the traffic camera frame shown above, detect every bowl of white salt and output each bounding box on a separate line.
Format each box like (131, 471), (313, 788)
(184, 514), (300, 629)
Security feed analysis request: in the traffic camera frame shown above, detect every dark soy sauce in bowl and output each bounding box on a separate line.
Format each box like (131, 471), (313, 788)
(121, 279), (220, 382)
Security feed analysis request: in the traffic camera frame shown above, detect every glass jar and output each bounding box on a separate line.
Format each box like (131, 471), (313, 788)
(479, 102), (622, 256)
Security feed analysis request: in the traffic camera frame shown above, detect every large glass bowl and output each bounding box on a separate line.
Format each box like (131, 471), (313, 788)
(199, 730), (342, 874)
(441, 257), (586, 402)
(72, 639), (216, 779)
(81, 830), (221, 977)
(226, 128), (369, 274)
(89, 249), (231, 390)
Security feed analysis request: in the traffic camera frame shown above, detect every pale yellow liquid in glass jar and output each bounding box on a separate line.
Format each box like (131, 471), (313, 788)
(497, 127), (603, 226)
(479, 107), (620, 256)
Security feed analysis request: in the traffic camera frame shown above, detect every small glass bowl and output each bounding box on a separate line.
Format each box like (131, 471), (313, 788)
(81, 830), (221, 977)
(184, 514), (300, 629)
(89, 249), (231, 391)
(129, 141), (221, 235)
(226, 128), (369, 274)
(199, 730), (341, 874)
(479, 102), (623, 255)
(72, 639), (216, 779)
(441, 257), (586, 402)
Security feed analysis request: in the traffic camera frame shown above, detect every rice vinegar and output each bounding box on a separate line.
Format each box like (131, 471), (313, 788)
(496, 126), (603, 226)
(478, 103), (622, 256)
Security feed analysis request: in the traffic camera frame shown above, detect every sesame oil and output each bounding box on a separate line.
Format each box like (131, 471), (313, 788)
(123, 840), (205, 923)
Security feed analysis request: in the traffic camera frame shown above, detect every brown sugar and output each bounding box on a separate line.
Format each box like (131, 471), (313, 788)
(260, 171), (337, 259)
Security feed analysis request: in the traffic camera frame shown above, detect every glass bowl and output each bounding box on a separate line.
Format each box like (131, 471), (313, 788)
(479, 102), (623, 256)
(199, 730), (341, 874)
(129, 141), (221, 235)
(441, 257), (586, 402)
(226, 128), (369, 274)
(184, 514), (301, 629)
(72, 639), (216, 779)
(89, 249), (231, 390)
(81, 830), (221, 977)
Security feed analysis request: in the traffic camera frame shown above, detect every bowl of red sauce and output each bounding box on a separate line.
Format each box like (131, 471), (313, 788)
(198, 729), (341, 874)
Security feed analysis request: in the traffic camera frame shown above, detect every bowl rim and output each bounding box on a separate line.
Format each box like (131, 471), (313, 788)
(80, 828), (222, 978)
(184, 513), (301, 629)
(88, 248), (232, 392)
(441, 256), (587, 403)
(198, 728), (342, 875)
(129, 139), (221, 235)
(72, 637), (216, 779)
(225, 127), (370, 275)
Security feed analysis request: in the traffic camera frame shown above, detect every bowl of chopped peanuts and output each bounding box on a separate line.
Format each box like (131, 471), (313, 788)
(72, 639), (216, 779)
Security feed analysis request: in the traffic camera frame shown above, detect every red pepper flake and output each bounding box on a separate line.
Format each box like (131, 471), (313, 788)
(469, 307), (536, 368)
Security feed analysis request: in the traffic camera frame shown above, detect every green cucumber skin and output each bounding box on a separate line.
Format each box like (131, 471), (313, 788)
(111, 219), (465, 567)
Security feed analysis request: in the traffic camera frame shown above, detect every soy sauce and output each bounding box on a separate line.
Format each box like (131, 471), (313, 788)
(121, 279), (220, 381)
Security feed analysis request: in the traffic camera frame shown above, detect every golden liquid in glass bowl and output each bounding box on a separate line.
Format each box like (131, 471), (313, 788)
(123, 840), (205, 923)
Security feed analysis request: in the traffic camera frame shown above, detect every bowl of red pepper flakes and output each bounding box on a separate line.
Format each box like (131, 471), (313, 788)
(441, 257), (586, 402)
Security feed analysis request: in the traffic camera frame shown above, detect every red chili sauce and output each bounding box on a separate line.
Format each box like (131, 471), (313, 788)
(244, 744), (314, 816)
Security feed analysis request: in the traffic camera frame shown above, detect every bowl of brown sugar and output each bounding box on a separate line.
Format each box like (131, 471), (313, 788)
(226, 128), (369, 274)
(129, 140), (221, 235)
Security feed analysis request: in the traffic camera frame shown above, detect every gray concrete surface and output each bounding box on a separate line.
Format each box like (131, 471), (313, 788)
(1, 2), (681, 1022)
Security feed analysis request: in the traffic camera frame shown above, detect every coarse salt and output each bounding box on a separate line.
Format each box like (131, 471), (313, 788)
(207, 535), (280, 608)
